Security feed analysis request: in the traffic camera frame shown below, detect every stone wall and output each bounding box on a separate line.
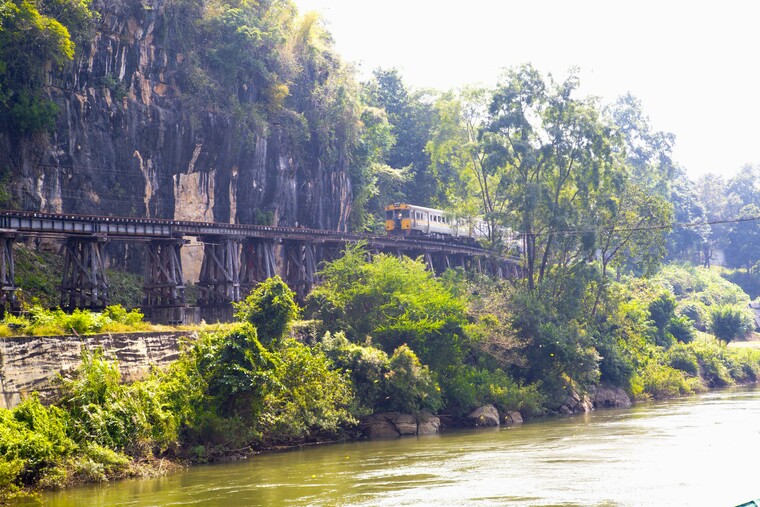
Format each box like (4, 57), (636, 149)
(0, 331), (190, 409)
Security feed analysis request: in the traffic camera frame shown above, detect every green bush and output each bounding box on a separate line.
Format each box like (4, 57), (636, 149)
(258, 339), (355, 445)
(2, 305), (149, 336)
(234, 276), (299, 347)
(0, 394), (76, 490)
(676, 301), (709, 331)
(709, 305), (753, 343)
(379, 345), (442, 414)
(57, 348), (181, 456)
(666, 345), (700, 376)
(319, 332), (441, 415)
(668, 315), (696, 344)
(440, 365), (546, 417)
(636, 362), (703, 399)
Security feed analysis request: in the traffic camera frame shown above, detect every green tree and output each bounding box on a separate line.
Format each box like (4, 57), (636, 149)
(0, 0), (91, 134)
(234, 276), (299, 348)
(666, 175), (709, 265)
(364, 68), (439, 205)
(695, 173), (730, 267)
(485, 65), (621, 289)
(727, 204), (760, 272)
(607, 93), (676, 196)
(307, 244), (468, 372)
(709, 305), (753, 343)
(426, 87), (507, 244)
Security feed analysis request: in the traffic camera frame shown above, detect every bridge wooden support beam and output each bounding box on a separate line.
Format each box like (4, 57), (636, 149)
(240, 238), (277, 293)
(60, 236), (109, 310)
(1, 233), (17, 311)
(143, 239), (186, 307)
(197, 236), (241, 305)
(282, 240), (319, 300)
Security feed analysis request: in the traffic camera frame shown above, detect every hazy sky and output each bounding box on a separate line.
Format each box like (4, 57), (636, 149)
(293, 0), (760, 181)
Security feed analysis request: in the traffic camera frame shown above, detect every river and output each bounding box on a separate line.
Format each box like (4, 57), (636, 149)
(24, 386), (760, 507)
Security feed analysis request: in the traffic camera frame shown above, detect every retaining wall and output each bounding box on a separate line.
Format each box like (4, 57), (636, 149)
(0, 331), (191, 409)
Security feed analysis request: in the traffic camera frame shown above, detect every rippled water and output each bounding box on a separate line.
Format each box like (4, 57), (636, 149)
(24, 386), (760, 506)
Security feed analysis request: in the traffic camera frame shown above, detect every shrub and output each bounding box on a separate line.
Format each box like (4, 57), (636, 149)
(709, 305), (753, 343)
(319, 332), (442, 415)
(57, 348), (181, 456)
(676, 301), (709, 331)
(234, 276), (299, 347)
(666, 345), (700, 376)
(668, 316), (696, 344)
(258, 340), (355, 445)
(440, 365), (546, 417)
(379, 345), (442, 414)
(636, 362), (703, 399)
(0, 394), (76, 490)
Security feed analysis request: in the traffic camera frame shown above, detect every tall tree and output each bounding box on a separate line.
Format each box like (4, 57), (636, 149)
(607, 93), (676, 196)
(363, 68), (439, 205)
(485, 65), (622, 289)
(727, 203), (760, 272)
(426, 87), (506, 244)
(695, 173), (730, 266)
(666, 175), (709, 264)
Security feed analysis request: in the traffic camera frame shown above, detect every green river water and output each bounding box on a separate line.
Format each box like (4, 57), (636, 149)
(22, 386), (760, 506)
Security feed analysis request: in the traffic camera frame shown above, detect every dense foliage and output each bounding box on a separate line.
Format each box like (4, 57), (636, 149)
(0, 0), (93, 135)
(0, 305), (150, 336)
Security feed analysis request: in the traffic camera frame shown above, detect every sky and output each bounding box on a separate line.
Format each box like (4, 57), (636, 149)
(293, 0), (760, 181)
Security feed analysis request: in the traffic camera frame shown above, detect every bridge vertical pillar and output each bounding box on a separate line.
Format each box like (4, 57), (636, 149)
(197, 236), (241, 322)
(239, 238), (277, 293)
(282, 240), (319, 299)
(143, 238), (186, 307)
(197, 236), (241, 305)
(0, 233), (17, 312)
(60, 236), (109, 310)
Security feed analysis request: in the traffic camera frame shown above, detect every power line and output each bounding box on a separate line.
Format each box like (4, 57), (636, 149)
(529, 214), (760, 238)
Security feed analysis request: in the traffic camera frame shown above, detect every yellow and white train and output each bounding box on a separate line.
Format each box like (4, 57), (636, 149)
(384, 203), (489, 241)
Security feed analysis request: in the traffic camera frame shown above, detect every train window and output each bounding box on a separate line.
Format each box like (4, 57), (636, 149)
(386, 210), (394, 220)
(401, 210), (410, 218)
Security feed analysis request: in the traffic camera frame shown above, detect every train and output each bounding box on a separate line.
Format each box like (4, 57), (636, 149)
(384, 203), (489, 241)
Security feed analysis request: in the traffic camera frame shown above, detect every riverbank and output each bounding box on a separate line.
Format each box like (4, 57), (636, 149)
(3, 369), (758, 504)
(13, 386), (760, 507)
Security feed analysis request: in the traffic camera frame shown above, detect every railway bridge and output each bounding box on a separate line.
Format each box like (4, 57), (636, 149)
(0, 210), (521, 323)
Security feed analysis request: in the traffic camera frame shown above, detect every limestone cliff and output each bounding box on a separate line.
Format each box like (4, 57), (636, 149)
(0, 0), (355, 235)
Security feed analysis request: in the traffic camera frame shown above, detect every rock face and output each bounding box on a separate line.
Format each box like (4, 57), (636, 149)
(504, 411), (523, 425)
(0, 0), (354, 274)
(361, 412), (441, 439)
(588, 385), (632, 408)
(466, 404), (501, 427)
(0, 331), (190, 409)
(558, 388), (594, 415)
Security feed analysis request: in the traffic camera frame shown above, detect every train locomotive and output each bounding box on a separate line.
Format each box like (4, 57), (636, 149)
(384, 203), (488, 242)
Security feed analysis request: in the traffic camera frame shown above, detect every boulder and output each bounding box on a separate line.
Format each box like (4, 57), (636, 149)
(394, 413), (419, 436)
(504, 411), (523, 425)
(361, 412), (442, 438)
(362, 413), (402, 439)
(559, 387), (594, 414)
(589, 385), (632, 408)
(467, 404), (500, 427)
(417, 413), (441, 435)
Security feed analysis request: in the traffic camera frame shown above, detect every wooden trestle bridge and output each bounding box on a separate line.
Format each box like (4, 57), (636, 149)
(0, 210), (520, 323)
